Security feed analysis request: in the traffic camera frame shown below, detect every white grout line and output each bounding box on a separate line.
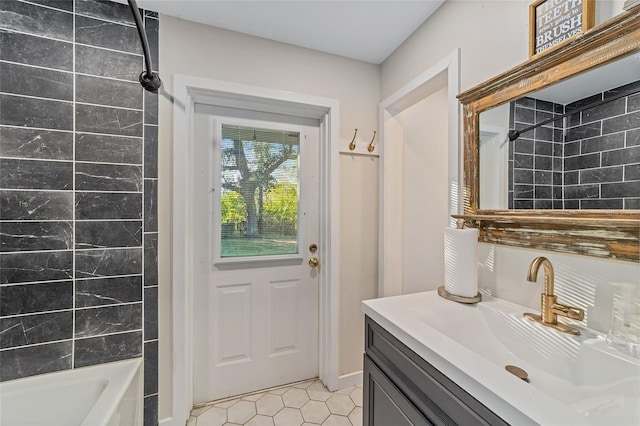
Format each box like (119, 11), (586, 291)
(0, 329), (144, 353)
(0, 338), (74, 352)
(0, 274), (143, 287)
(74, 100), (144, 112)
(0, 246), (141, 255)
(0, 301), (143, 321)
(0, 28), (73, 45)
(0, 59), (143, 85)
(0, 124), (149, 139)
(71, 0), (77, 367)
(73, 329), (143, 342)
(74, 41), (142, 57)
(0, 188), (143, 194)
(75, 71), (140, 84)
(2, 157), (127, 166)
(18, 0), (73, 14)
(1, 91), (143, 111)
(0, 92), (73, 104)
(0, 59), (72, 75)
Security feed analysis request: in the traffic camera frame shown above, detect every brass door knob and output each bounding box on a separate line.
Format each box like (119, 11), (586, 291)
(308, 257), (320, 268)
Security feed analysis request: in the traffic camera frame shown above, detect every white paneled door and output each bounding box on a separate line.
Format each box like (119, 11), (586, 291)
(192, 108), (320, 404)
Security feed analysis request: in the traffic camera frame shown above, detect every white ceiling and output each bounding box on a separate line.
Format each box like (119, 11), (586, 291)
(132, 0), (446, 64)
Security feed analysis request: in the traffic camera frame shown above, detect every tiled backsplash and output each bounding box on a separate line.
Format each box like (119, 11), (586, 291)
(509, 81), (640, 209)
(0, 1), (158, 424)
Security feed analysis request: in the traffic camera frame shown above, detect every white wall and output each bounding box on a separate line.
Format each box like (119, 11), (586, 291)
(381, 0), (627, 99)
(381, 0), (639, 329)
(158, 16), (379, 419)
(339, 155), (379, 375)
(402, 87), (449, 294)
(381, 1), (529, 100)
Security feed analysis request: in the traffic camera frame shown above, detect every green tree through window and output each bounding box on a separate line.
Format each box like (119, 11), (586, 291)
(220, 125), (299, 257)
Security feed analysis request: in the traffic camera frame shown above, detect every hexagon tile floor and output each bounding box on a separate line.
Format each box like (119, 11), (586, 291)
(188, 379), (363, 426)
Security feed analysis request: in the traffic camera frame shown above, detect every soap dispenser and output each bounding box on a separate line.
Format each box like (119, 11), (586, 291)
(606, 282), (640, 358)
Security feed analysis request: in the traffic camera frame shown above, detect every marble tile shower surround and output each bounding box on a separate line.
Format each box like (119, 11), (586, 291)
(509, 81), (640, 209)
(0, 1), (159, 424)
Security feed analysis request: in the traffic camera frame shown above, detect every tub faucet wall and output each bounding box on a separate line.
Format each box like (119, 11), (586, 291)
(0, 0), (159, 424)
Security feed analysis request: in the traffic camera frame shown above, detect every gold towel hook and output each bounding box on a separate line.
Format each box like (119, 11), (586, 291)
(367, 130), (377, 152)
(349, 128), (358, 151)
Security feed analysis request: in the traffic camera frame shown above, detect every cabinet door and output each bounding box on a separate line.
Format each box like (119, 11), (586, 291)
(364, 355), (433, 426)
(365, 317), (508, 426)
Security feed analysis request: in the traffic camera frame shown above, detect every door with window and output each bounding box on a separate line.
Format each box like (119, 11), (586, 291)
(192, 107), (320, 403)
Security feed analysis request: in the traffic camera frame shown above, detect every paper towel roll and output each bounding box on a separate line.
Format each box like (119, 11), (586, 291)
(444, 227), (479, 298)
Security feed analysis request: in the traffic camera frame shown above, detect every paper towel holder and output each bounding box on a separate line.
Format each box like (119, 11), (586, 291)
(437, 286), (482, 304)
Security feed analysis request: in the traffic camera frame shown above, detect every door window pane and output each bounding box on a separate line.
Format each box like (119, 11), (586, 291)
(220, 124), (299, 258)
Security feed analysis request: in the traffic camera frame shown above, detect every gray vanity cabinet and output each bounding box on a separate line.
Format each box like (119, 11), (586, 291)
(363, 316), (508, 426)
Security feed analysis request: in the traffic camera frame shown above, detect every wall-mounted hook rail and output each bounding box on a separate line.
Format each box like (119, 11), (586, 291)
(367, 131), (377, 152)
(348, 129), (358, 151)
(340, 128), (379, 157)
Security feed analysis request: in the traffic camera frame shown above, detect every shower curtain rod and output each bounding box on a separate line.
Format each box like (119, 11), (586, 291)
(128, 0), (162, 93)
(507, 86), (640, 142)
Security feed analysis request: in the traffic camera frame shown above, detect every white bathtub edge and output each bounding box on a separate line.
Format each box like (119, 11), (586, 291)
(81, 358), (143, 426)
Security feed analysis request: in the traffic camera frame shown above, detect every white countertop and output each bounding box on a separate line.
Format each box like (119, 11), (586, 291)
(362, 290), (640, 426)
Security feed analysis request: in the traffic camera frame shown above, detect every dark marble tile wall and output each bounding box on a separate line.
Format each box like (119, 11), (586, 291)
(564, 81), (640, 209)
(508, 80), (640, 210)
(0, 1), (159, 424)
(509, 97), (563, 209)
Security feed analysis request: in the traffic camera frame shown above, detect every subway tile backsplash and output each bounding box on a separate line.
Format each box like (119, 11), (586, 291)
(509, 80), (640, 209)
(0, 1), (158, 423)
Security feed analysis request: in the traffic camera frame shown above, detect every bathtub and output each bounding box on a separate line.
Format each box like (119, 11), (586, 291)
(0, 358), (142, 426)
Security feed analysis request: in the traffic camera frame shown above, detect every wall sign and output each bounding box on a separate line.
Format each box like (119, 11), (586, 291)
(529, 0), (595, 56)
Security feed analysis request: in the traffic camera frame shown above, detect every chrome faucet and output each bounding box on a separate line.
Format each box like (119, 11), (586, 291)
(523, 257), (584, 335)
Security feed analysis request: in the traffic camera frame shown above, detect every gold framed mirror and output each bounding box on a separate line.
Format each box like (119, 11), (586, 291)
(456, 7), (640, 262)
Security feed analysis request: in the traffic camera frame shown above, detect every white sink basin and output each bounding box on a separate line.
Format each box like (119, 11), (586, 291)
(362, 291), (640, 426)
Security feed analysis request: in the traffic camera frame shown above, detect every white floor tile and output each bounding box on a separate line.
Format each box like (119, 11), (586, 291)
(192, 406), (214, 416)
(306, 382), (332, 402)
(228, 401), (257, 424)
(322, 414), (351, 426)
(335, 386), (354, 395)
(256, 394), (285, 416)
(273, 407), (304, 426)
(197, 407), (228, 426)
(245, 415), (275, 426)
(292, 380), (315, 389)
(348, 407), (362, 426)
(216, 400), (239, 409)
(348, 387), (362, 407)
(242, 392), (266, 402)
(282, 388), (310, 408)
(300, 400), (330, 424)
(192, 379), (363, 426)
(326, 394), (354, 416)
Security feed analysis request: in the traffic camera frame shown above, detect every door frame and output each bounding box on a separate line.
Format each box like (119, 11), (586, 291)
(378, 49), (461, 297)
(171, 75), (341, 424)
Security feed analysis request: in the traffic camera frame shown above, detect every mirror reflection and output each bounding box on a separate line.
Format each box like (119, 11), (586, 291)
(479, 53), (640, 210)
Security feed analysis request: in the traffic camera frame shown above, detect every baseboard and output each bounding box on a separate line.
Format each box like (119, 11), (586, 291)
(159, 416), (175, 426)
(335, 371), (363, 390)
